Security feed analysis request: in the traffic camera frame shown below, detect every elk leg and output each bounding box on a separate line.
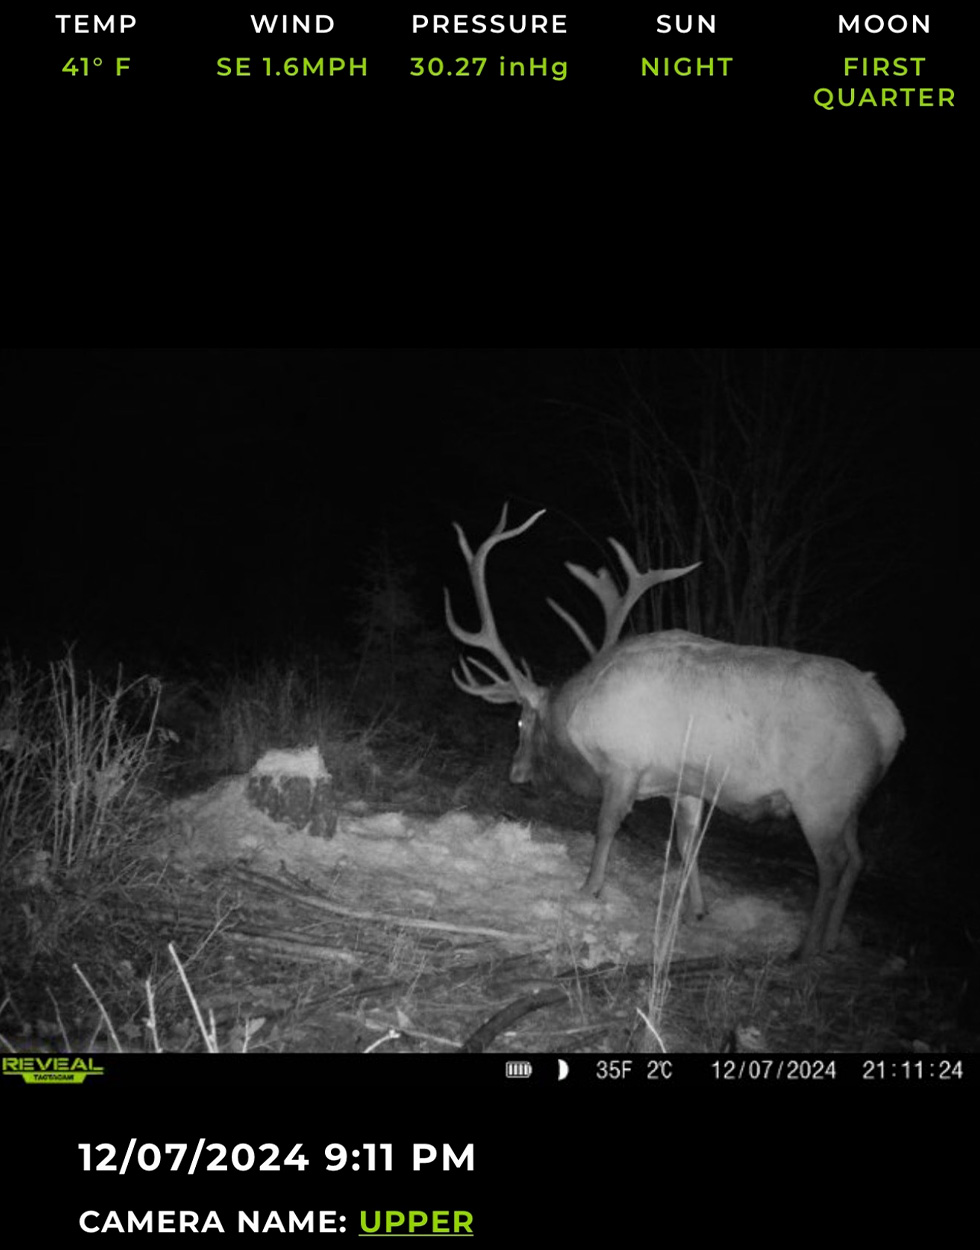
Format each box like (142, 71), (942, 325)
(800, 815), (859, 957)
(673, 795), (706, 919)
(581, 773), (636, 896)
(822, 815), (862, 953)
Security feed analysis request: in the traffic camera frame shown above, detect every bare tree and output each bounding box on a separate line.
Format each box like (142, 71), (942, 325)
(577, 349), (896, 650)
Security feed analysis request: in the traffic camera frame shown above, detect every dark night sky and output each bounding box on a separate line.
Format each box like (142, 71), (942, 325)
(0, 349), (969, 752)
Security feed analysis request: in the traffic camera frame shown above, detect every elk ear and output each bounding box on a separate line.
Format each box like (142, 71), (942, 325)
(525, 685), (547, 712)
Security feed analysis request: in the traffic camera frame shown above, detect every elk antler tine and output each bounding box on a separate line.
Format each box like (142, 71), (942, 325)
(446, 505), (546, 705)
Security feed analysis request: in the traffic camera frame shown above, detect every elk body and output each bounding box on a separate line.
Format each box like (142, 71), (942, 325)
(445, 505), (905, 959)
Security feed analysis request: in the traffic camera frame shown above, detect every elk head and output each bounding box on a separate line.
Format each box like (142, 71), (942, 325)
(444, 502), (697, 802)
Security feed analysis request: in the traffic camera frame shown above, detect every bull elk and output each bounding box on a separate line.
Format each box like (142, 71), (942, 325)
(445, 504), (905, 958)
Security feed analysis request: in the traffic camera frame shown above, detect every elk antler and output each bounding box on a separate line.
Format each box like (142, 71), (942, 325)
(445, 503), (546, 705)
(548, 540), (700, 657)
